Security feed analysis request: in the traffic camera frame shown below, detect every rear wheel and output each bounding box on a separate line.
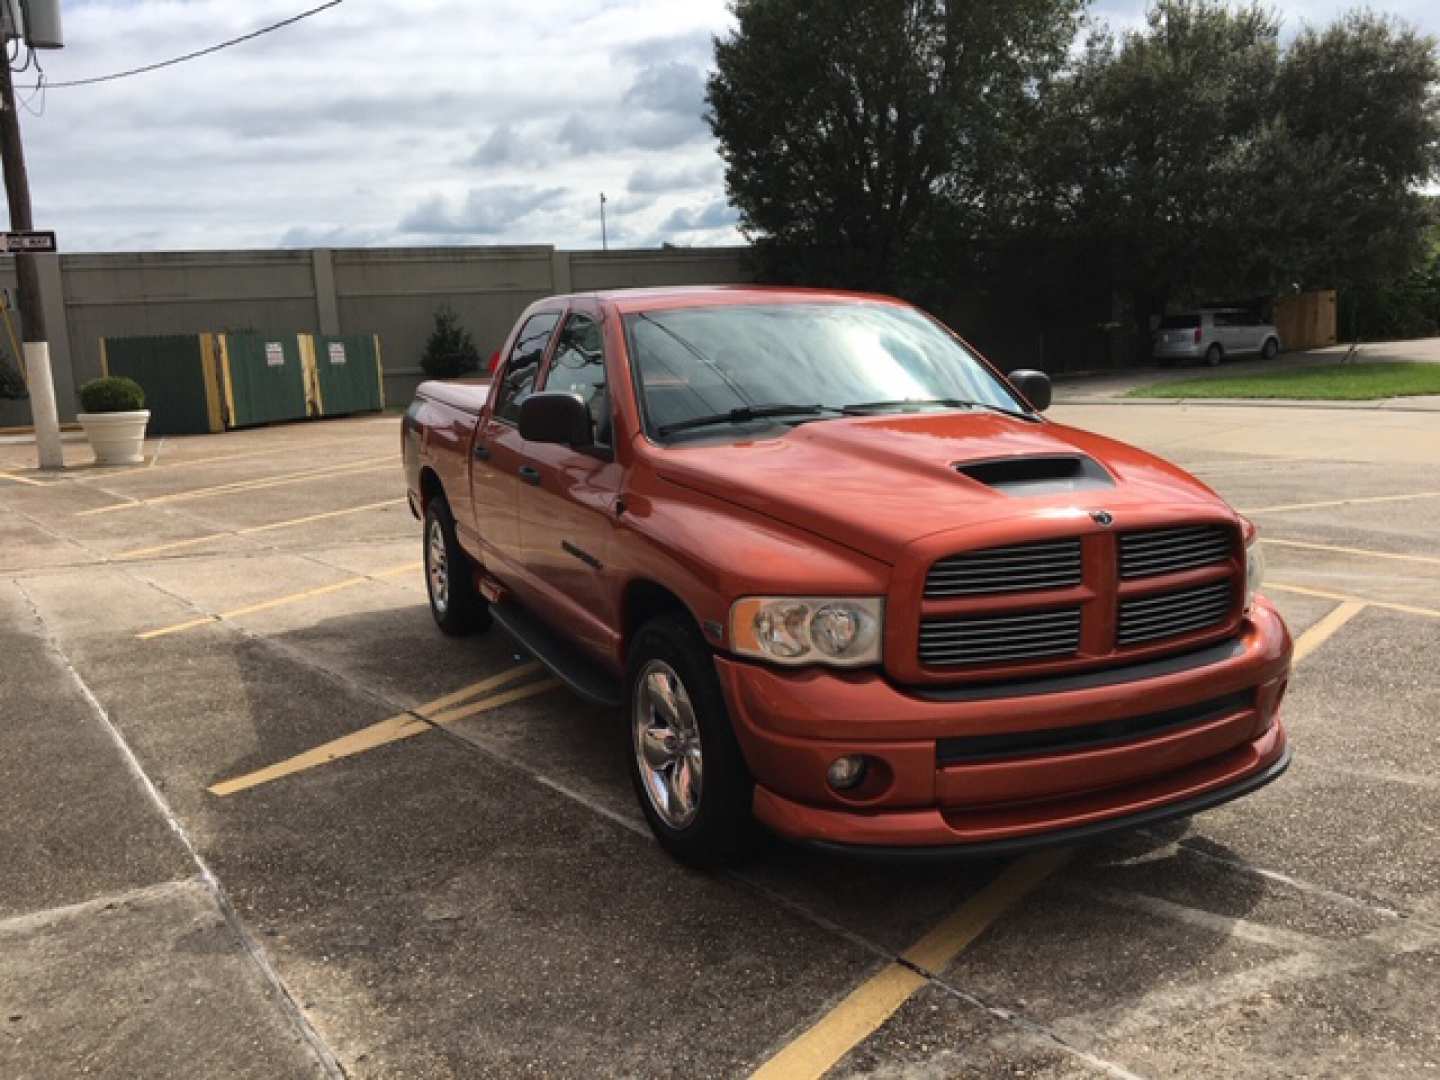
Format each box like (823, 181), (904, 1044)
(1205, 343), (1224, 367)
(423, 497), (489, 636)
(626, 614), (753, 866)
(1261, 337), (1279, 360)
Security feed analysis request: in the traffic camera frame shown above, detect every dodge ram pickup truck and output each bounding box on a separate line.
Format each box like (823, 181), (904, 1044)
(403, 286), (1291, 865)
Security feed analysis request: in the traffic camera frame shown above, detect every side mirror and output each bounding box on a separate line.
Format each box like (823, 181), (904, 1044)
(519, 391), (593, 446)
(1006, 369), (1052, 412)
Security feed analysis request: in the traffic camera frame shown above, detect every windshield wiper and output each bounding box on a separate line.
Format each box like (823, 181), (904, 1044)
(840, 398), (1038, 423)
(657, 404), (838, 437)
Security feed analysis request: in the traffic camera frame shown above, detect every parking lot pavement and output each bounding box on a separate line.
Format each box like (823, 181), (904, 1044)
(2, 408), (1438, 1078)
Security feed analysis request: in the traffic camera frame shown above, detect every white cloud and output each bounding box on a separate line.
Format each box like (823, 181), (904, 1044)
(20, 0), (742, 251)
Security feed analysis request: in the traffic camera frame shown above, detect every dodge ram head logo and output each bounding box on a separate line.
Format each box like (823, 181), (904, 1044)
(1090, 510), (1114, 526)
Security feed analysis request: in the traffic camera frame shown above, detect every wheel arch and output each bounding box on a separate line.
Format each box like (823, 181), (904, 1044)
(419, 466), (444, 511)
(621, 578), (707, 659)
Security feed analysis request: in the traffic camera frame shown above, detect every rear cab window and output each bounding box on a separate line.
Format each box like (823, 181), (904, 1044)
(1159, 315), (1201, 329)
(494, 312), (561, 424)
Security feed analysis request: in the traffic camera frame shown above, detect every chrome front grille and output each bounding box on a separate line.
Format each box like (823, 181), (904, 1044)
(919, 607), (1082, 667)
(925, 539), (1083, 598)
(1119, 525), (1233, 579)
(1118, 580), (1233, 646)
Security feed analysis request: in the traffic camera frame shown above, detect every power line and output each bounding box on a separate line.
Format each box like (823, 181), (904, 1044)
(17, 0), (344, 90)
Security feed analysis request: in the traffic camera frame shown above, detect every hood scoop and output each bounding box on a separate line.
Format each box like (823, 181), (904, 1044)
(954, 454), (1115, 498)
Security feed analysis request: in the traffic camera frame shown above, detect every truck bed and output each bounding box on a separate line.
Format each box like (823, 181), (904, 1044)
(415, 378), (491, 415)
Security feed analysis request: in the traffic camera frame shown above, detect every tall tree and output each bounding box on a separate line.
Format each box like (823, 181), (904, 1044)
(1035, 1), (1282, 347)
(1262, 11), (1440, 294)
(706, 0), (1083, 294)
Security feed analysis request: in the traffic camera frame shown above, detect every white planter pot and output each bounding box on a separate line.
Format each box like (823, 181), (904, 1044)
(77, 410), (151, 465)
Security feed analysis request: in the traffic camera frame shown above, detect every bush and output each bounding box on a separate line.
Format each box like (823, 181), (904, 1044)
(420, 305), (481, 379)
(80, 375), (146, 413)
(0, 353), (25, 400)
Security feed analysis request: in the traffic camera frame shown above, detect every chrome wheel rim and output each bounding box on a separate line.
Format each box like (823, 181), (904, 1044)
(633, 660), (703, 829)
(427, 518), (449, 615)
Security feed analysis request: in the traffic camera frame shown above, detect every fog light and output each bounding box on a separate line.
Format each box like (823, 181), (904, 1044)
(827, 755), (867, 791)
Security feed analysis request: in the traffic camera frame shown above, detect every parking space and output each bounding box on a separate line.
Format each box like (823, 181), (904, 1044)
(3, 406), (1438, 1078)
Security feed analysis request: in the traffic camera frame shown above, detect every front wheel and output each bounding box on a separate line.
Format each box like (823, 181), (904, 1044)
(423, 497), (490, 636)
(626, 614), (753, 866)
(1261, 337), (1279, 360)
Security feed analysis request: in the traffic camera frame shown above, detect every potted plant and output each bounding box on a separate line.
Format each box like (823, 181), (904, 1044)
(77, 375), (150, 465)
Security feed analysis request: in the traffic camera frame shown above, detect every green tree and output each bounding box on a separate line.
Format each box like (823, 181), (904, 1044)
(706, 0), (1084, 294)
(1036, 2), (1440, 351)
(420, 305), (481, 379)
(1263, 11), (1440, 295)
(0, 351), (25, 399)
(1034, 1), (1282, 349)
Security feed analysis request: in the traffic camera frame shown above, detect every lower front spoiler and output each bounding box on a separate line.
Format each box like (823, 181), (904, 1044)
(785, 747), (1291, 862)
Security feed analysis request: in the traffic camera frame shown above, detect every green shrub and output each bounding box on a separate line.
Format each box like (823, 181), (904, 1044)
(0, 353), (26, 400)
(420, 304), (481, 379)
(80, 375), (146, 413)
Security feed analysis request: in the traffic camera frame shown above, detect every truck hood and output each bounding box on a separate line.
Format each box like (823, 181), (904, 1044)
(651, 413), (1232, 564)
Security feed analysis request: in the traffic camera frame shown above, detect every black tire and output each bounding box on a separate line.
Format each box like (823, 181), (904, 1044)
(1261, 337), (1279, 360)
(626, 613), (753, 866)
(1204, 343), (1223, 367)
(423, 496), (490, 636)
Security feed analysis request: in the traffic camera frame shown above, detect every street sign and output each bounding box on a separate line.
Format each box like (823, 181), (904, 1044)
(0, 230), (57, 253)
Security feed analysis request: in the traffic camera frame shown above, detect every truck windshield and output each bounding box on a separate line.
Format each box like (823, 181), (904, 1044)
(623, 302), (1027, 441)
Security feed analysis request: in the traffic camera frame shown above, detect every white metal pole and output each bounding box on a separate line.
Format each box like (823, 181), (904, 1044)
(24, 339), (62, 468)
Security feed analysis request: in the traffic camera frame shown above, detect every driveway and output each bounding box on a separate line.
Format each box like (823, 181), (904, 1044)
(1053, 336), (1440, 403)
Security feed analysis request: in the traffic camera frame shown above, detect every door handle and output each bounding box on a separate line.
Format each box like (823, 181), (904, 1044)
(472, 444), (490, 461)
(518, 465), (542, 486)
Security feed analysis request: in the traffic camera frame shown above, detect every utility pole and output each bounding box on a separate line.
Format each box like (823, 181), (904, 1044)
(599, 192), (608, 252)
(0, 43), (62, 469)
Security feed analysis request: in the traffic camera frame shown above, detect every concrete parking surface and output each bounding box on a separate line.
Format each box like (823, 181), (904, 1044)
(2, 403), (1437, 1078)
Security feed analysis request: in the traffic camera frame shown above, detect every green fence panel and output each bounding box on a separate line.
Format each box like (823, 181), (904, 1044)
(101, 334), (216, 435)
(312, 334), (383, 417)
(223, 333), (308, 428)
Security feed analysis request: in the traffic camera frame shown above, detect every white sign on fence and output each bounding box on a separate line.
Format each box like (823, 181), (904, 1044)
(328, 342), (347, 365)
(265, 342), (285, 367)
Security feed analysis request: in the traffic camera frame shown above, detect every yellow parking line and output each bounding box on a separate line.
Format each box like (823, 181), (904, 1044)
(1291, 600), (1366, 665)
(117, 498), (407, 559)
(69, 436), (380, 480)
(750, 849), (1071, 1080)
(0, 470), (51, 487)
(209, 667), (555, 796)
(76, 457), (394, 516)
(1243, 491), (1440, 515)
(1267, 582), (1440, 620)
(1259, 537), (1440, 568)
(136, 561), (419, 640)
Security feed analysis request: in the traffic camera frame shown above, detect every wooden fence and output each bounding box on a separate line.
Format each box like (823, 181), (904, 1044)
(1274, 289), (1337, 350)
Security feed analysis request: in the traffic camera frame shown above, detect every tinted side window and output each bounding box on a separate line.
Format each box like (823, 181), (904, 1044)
(544, 313), (611, 447)
(494, 312), (560, 423)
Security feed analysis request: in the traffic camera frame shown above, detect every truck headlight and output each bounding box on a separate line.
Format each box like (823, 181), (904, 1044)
(730, 597), (884, 667)
(1245, 534), (1265, 611)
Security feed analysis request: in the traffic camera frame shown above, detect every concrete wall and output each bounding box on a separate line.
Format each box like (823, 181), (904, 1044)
(0, 244), (754, 423)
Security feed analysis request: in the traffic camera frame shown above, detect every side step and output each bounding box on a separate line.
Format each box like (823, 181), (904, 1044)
(490, 599), (624, 708)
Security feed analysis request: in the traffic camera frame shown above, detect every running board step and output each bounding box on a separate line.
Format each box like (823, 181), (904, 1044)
(490, 600), (624, 708)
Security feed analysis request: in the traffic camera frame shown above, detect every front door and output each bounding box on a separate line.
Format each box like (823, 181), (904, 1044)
(469, 309), (561, 574)
(514, 304), (624, 662)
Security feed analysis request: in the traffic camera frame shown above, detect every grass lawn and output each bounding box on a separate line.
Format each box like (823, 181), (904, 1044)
(1126, 361), (1440, 400)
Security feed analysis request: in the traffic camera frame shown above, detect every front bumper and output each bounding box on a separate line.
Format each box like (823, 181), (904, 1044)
(716, 597), (1291, 852)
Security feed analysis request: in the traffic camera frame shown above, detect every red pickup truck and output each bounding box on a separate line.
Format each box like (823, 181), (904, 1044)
(403, 287), (1291, 865)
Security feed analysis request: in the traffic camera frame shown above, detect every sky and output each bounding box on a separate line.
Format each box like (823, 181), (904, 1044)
(14, 0), (1440, 254)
